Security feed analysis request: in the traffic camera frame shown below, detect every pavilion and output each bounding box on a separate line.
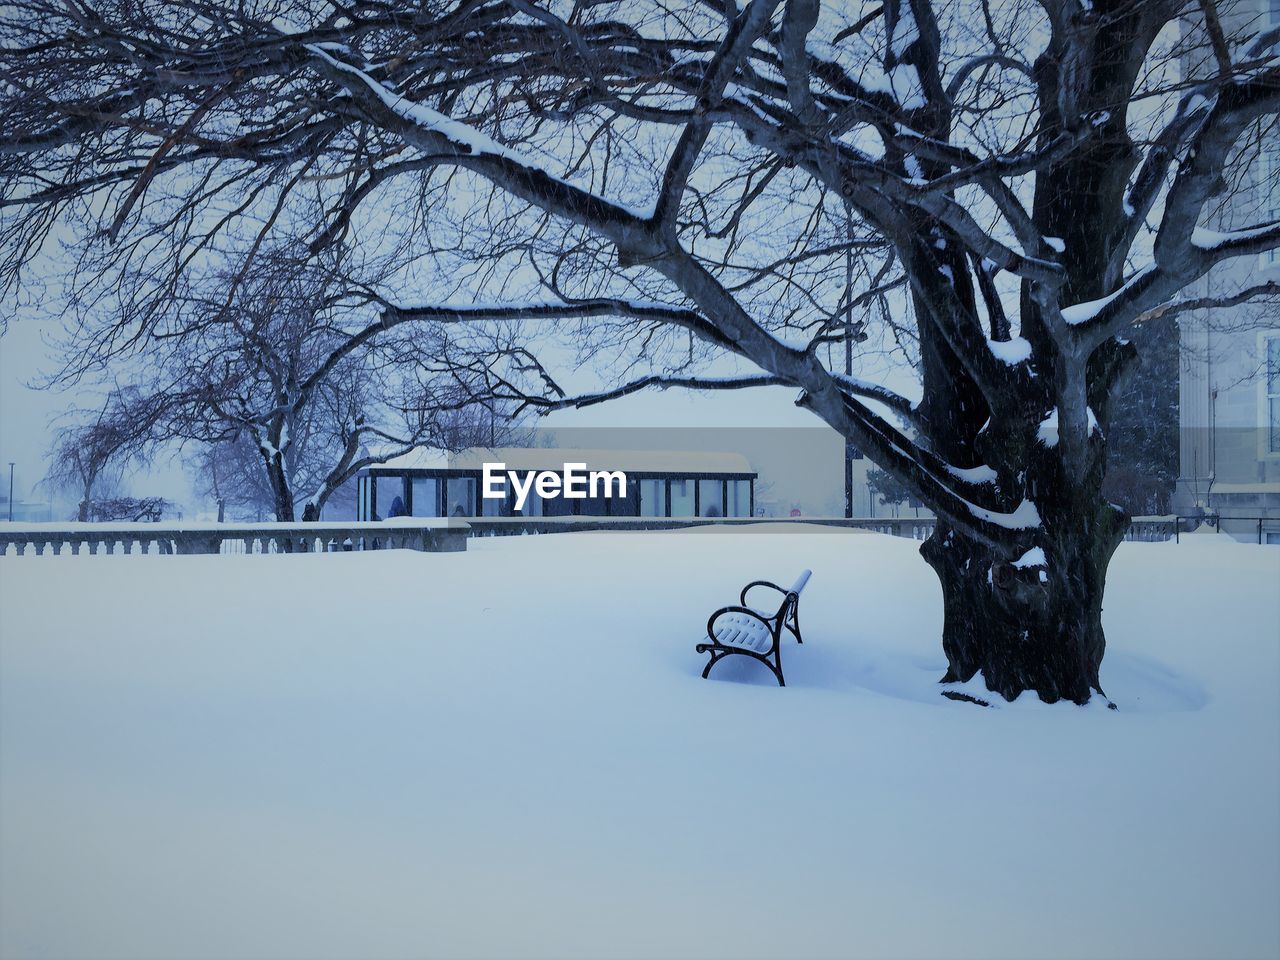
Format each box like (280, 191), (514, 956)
(356, 448), (756, 520)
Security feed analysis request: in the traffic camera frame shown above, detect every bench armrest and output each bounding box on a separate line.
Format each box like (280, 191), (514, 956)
(740, 580), (786, 609)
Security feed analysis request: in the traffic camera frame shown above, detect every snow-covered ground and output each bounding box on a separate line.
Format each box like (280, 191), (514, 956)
(1, 528), (1277, 960)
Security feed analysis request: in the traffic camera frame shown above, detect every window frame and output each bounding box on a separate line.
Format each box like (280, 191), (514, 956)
(1259, 331), (1280, 459)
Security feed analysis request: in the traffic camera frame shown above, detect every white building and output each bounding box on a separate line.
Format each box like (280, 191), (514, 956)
(1174, 0), (1280, 542)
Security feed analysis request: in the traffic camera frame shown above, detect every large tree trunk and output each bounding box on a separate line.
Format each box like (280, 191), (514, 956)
(920, 489), (1128, 705)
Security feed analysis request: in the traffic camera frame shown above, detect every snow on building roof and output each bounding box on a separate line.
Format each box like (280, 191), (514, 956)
(366, 447), (755, 475)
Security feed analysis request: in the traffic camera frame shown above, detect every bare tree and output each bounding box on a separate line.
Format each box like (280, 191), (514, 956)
(87, 495), (172, 522)
(57, 247), (523, 521)
(3, 1), (1278, 702)
(43, 388), (161, 521)
(191, 433), (279, 522)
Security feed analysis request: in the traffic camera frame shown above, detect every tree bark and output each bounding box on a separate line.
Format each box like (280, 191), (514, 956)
(920, 488), (1128, 705)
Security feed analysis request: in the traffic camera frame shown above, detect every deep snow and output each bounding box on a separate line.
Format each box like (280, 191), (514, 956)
(0, 528), (1277, 960)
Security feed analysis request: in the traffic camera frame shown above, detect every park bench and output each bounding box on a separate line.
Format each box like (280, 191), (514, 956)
(695, 570), (811, 687)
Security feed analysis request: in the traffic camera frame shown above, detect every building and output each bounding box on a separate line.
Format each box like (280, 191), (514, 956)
(1174, 0), (1280, 542)
(357, 448), (756, 520)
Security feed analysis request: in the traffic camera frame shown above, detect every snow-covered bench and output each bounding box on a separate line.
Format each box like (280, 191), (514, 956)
(695, 570), (811, 687)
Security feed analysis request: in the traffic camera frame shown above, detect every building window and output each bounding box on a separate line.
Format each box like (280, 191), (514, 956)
(669, 479), (694, 516)
(729, 479), (752, 517)
(698, 479), (724, 517)
(512, 489), (542, 517)
(543, 489), (574, 516)
(639, 479), (666, 517)
(446, 477), (476, 517)
(375, 476), (406, 519)
(1269, 0), (1280, 26)
(481, 486), (506, 516)
(411, 477), (440, 517)
(358, 476), (371, 520)
(1267, 336), (1280, 454)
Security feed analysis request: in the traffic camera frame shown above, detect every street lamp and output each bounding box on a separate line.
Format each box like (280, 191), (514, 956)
(7, 462), (14, 522)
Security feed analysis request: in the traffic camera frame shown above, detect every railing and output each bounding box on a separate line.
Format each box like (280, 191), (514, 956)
(1, 514), (1271, 557)
(0, 520), (469, 557)
(463, 516), (941, 538)
(469, 514), (1273, 543)
(1125, 517), (1178, 542)
(1153, 514), (1276, 545)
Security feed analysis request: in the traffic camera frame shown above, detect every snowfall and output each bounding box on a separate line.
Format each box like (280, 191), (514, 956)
(0, 527), (1277, 960)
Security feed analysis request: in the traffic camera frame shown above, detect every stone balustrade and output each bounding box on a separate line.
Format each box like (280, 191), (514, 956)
(0, 515), (1193, 558)
(0, 519), (469, 557)
(463, 515), (941, 538)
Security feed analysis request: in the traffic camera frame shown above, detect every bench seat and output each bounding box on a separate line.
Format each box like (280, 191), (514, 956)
(708, 611), (775, 654)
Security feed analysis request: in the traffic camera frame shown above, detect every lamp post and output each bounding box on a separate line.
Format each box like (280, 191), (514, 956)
(7, 462), (14, 522)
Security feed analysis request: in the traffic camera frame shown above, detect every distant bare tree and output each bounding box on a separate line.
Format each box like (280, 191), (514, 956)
(43, 388), (162, 521)
(191, 433), (275, 522)
(58, 247), (525, 521)
(87, 496), (171, 522)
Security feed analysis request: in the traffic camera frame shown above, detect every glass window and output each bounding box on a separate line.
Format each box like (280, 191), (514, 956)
(1268, 337), (1280, 454)
(376, 476), (407, 519)
(610, 479), (639, 517)
(639, 479), (666, 517)
(698, 479), (724, 517)
(729, 480), (752, 517)
(669, 479), (693, 517)
(358, 476), (371, 521)
(543, 487), (574, 516)
(411, 478), (440, 517)
(1270, 0), (1280, 27)
(482, 487), (506, 516)
(512, 489), (542, 517)
(446, 477), (476, 517)
(579, 493), (610, 516)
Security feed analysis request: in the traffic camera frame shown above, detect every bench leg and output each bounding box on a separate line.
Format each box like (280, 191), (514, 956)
(702, 649), (785, 687)
(788, 607), (803, 645)
(701, 651), (724, 679)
